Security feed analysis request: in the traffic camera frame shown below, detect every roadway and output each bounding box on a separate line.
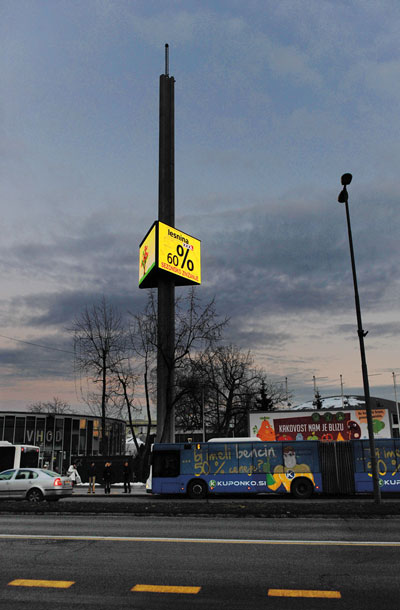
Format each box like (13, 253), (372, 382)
(0, 514), (399, 609)
(2, 484), (400, 518)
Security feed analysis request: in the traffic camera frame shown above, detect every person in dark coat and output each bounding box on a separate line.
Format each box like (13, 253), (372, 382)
(103, 462), (112, 495)
(122, 461), (132, 494)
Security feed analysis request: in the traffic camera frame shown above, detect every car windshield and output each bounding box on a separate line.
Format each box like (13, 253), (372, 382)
(0, 470), (16, 480)
(39, 470), (59, 477)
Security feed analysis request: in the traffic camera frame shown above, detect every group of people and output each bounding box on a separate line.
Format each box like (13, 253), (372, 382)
(66, 461), (133, 494)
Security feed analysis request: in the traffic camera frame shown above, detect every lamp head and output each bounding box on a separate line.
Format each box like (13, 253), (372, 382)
(341, 173), (352, 186)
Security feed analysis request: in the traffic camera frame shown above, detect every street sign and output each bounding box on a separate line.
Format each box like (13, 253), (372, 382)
(139, 221), (201, 288)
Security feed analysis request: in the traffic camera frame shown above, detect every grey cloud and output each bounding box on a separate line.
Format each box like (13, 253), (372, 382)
(10, 289), (147, 328)
(223, 326), (292, 351)
(0, 334), (74, 383)
(200, 185), (399, 315)
(1, 183), (399, 359)
(336, 322), (400, 339)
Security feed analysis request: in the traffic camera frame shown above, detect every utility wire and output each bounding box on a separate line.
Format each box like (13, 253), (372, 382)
(0, 334), (74, 355)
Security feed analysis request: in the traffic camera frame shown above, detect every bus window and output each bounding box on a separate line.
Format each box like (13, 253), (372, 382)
(180, 445), (201, 475)
(190, 444), (209, 476)
(251, 443), (282, 474)
(20, 447), (40, 468)
(0, 443), (40, 471)
(353, 441), (365, 472)
(374, 439), (400, 477)
(0, 446), (15, 472)
(395, 440), (400, 472)
(235, 443), (252, 474)
(282, 443), (315, 473)
(153, 450), (180, 478)
(208, 443), (235, 474)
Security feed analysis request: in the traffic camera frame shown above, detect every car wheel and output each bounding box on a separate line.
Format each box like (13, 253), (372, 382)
(26, 488), (44, 503)
(187, 479), (207, 499)
(291, 477), (313, 499)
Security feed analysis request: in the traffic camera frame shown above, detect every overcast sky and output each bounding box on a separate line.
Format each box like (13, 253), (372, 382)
(1, 0), (399, 413)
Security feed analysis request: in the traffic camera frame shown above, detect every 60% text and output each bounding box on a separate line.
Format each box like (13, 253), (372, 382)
(167, 244), (194, 271)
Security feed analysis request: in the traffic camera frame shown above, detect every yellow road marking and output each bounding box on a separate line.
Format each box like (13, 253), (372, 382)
(268, 589), (341, 599)
(132, 584), (201, 594)
(8, 579), (74, 589)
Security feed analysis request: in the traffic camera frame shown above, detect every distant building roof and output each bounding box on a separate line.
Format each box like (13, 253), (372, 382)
(292, 395), (397, 413)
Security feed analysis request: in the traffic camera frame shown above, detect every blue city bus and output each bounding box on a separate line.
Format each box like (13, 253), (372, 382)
(146, 438), (400, 499)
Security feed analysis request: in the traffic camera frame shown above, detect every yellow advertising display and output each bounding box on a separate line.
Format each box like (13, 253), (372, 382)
(138, 221), (201, 288)
(158, 221), (201, 285)
(139, 223), (156, 287)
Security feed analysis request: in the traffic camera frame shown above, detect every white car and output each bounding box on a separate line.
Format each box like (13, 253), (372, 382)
(0, 468), (73, 502)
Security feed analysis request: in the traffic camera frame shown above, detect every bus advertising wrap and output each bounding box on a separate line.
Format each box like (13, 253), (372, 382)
(150, 439), (400, 498)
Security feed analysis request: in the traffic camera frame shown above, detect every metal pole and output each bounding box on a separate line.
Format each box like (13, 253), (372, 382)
(157, 46), (175, 443)
(339, 178), (381, 503)
(340, 374), (344, 408)
(393, 372), (400, 438)
(202, 388), (206, 442)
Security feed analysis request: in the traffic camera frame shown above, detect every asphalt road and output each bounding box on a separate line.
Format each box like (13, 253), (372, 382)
(0, 514), (399, 609)
(2, 484), (400, 517)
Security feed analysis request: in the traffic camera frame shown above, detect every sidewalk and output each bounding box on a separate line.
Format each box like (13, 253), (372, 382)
(71, 483), (147, 497)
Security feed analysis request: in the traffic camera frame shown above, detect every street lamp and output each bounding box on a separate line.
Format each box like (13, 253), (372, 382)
(392, 372), (400, 438)
(338, 174), (381, 503)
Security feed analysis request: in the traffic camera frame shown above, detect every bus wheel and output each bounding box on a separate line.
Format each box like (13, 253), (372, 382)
(187, 479), (207, 499)
(291, 478), (313, 499)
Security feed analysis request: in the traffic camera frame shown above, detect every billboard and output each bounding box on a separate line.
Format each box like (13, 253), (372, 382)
(249, 409), (390, 442)
(158, 222), (201, 285)
(139, 221), (201, 288)
(139, 223), (156, 287)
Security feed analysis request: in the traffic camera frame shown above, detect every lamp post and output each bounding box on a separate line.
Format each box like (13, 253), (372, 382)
(338, 174), (381, 503)
(340, 374), (344, 408)
(393, 372), (400, 438)
(201, 387), (206, 442)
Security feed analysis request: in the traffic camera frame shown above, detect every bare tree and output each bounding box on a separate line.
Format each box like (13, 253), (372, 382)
(175, 345), (289, 437)
(130, 288), (228, 442)
(28, 397), (74, 414)
(125, 305), (157, 481)
(108, 361), (141, 454)
(71, 297), (127, 454)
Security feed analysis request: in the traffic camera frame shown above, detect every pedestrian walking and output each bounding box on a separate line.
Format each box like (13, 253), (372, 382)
(67, 463), (81, 488)
(88, 462), (96, 494)
(103, 461), (112, 495)
(122, 461), (132, 494)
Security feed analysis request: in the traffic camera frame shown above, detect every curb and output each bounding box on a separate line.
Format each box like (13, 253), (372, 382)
(1, 498), (400, 518)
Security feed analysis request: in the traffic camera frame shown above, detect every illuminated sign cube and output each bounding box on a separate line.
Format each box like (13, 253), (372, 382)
(139, 221), (201, 288)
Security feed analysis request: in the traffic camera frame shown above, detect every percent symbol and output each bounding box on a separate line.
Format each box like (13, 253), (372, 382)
(176, 245), (194, 271)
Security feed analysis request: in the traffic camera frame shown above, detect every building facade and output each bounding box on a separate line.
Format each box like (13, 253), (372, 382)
(0, 411), (126, 473)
